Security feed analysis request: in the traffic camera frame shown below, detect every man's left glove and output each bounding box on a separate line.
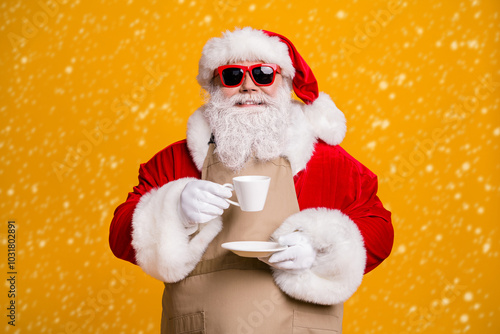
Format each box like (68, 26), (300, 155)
(260, 231), (317, 271)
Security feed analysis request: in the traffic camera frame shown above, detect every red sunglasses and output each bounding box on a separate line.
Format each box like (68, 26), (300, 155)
(216, 63), (281, 87)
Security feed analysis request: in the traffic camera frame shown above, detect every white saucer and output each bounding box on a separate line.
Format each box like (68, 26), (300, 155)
(221, 241), (287, 258)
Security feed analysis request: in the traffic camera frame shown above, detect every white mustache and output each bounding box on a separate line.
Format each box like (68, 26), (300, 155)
(230, 93), (273, 106)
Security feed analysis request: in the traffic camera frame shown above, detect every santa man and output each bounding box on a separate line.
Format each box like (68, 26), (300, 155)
(109, 27), (393, 333)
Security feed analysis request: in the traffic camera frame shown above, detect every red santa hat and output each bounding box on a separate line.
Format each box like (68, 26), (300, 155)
(196, 27), (346, 146)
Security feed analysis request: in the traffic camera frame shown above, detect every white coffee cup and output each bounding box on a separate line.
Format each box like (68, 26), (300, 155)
(222, 175), (271, 212)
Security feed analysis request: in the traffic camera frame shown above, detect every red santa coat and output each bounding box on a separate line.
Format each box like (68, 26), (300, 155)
(110, 139), (392, 269)
(109, 98), (393, 305)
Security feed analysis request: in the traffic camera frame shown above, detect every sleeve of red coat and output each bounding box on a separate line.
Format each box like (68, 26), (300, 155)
(294, 143), (393, 274)
(108, 140), (200, 265)
(343, 164), (393, 274)
(271, 142), (393, 305)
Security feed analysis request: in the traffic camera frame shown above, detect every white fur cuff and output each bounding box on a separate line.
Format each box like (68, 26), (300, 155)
(131, 177), (223, 283)
(271, 208), (366, 305)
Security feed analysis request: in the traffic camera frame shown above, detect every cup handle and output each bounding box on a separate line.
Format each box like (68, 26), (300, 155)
(222, 183), (240, 207)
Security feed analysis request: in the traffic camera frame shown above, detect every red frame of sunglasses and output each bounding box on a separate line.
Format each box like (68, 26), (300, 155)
(216, 63), (281, 87)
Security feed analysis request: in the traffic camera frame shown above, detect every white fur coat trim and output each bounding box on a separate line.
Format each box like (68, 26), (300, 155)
(270, 208), (366, 305)
(131, 177), (223, 283)
(186, 106), (212, 171)
(303, 92), (347, 146)
(186, 98), (344, 175)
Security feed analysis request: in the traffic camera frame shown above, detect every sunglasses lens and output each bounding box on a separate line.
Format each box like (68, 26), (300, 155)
(221, 68), (244, 86)
(252, 66), (275, 85)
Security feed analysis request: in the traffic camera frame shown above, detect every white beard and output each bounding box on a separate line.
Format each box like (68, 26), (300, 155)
(203, 84), (292, 171)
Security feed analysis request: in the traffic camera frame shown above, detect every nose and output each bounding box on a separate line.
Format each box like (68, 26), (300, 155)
(239, 71), (258, 92)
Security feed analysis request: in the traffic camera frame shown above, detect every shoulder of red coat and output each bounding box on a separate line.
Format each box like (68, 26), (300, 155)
(141, 139), (190, 167)
(139, 139), (199, 178)
(311, 140), (377, 179)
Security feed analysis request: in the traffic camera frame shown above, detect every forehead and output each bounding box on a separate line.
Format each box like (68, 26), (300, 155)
(224, 60), (265, 66)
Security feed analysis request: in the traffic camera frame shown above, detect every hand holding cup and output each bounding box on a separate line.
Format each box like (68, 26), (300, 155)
(180, 179), (232, 224)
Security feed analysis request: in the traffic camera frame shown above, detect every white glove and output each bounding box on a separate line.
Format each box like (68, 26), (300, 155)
(179, 179), (232, 228)
(260, 231), (317, 271)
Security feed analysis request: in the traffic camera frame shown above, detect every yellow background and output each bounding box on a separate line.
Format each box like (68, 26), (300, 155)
(1, 0), (499, 333)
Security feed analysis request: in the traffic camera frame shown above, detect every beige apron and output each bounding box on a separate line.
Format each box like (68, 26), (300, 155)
(161, 143), (343, 333)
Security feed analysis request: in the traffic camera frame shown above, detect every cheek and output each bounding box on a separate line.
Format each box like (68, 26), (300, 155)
(267, 86), (279, 97)
(264, 76), (282, 97)
(221, 87), (238, 98)
(261, 84), (279, 98)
